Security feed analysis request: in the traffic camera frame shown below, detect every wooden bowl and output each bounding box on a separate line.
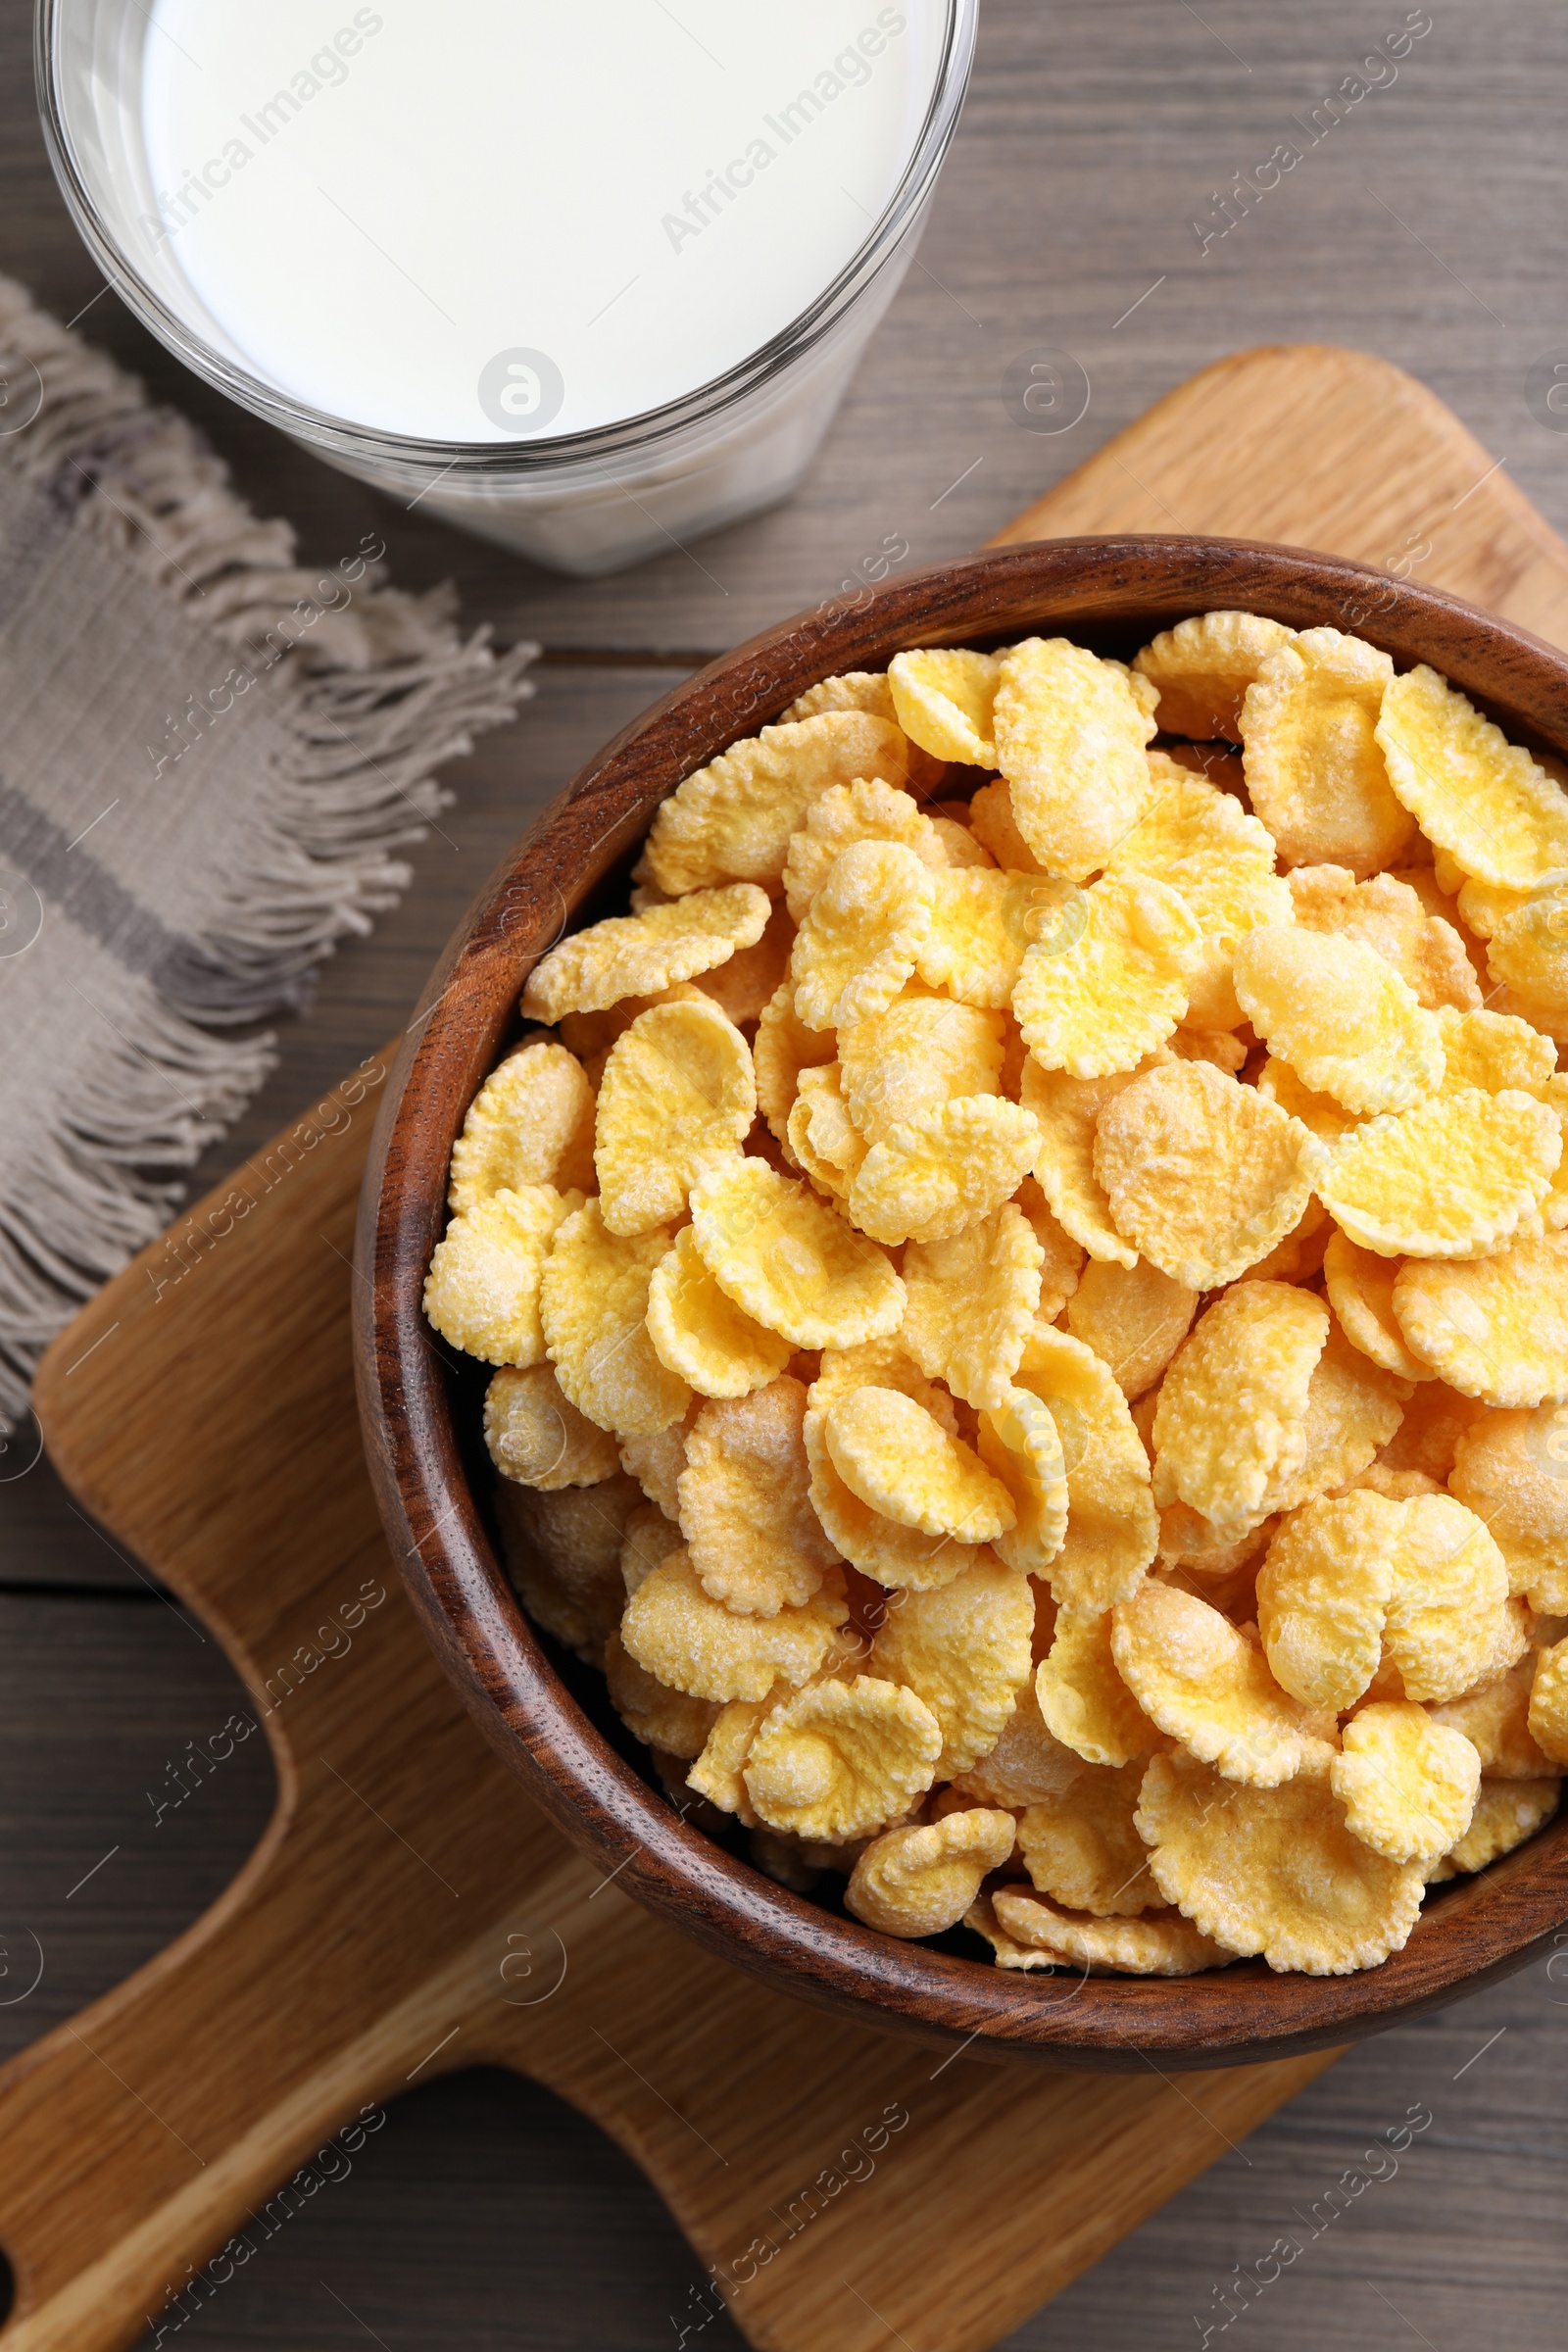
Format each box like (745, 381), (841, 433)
(355, 536), (1568, 2073)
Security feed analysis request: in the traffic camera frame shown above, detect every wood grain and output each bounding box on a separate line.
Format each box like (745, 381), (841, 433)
(5, 1067), (1333, 2352)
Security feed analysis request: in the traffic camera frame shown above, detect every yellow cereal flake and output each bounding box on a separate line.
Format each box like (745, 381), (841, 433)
(424, 1183), (578, 1367)
(496, 1470), (643, 1662)
(781, 776), (945, 923)
(1324, 1231), (1432, 1381)
(1239, 627), (1413, 877)
(1232, 923), (1446, 1115)
(1094, 1060), (1328, 1290)
(484, 1362), (622, 1491)
(689, 1159), (905, 1349)
(1015, 1174), (1087, 1318)
(1006, 1327), (1157, 1610)
(1113, 1581), (1336, 1787)
(1261, 1323), (1410, 1516)
(540, 1200), (692, 1437)
(1243, 1196), (1333, 1287)
(902, 1203), (1044, 1409)
(449, 1041), (597, 1211)
(787, 1062), (866, 1198)
(1255, 1490), (1404, 1710)
(1255, 1055), (1363, 1147)
(746, 1674), (943, 1838)
(1382, 1493), (1511, 1703)
(1454, 872), (1536, 940)
(967, 778), (1047, 874)
(1319, 1087), (1559, 1261)
(1428, 1655), (1556, 1777)
(929, 813), (996, 870)
(557, 983), (713, 1064)
(1375, 663), (1568, 892)
(1136, 1750), (1425, 1974)
(808, 1339), (958, 1434)
(686, 1690), (776, 1823)
(641, 711), (923, 894)
(1436, 1005), (1558, 1097)
(976, 1384), (1070, 1576)
(1106, 760), (1292, 1030)
(790, 840), (935, 1031)
(1153, 1282), (1329, 1529)
(837, 994), (1004, 1144)
(825, 1386), (1016, 1542)
(848, 1095), (1041, 1248)
(621, 1546), (849, 1701)
(1485, 886), (1568, 1035)
(1035, 1608), (1153, 1767)
(845, 1807), (1017, 1937)
(1065, 1256), (1198, 1402)
(1017, 1757), (1157, 1915)
(993, 637), (1156, 881)
(916, 869), (1071, 1008)
(677, 1380), (840, 1616)
(953, 1679), (1083, 1805)
(870, 1554), (1037, 1777)
(693, 901), (796, 1027)
(1393, 1231), (1568, 1407)
(753, 978), (837, 1145)
(646, 1225), (793, 1398)
(1158, 1502), (1278, 1578)
(594, 1000), (756, 1236)
(617, 1402), (697, 1519)
(1331, 1700), (1481, 1865)
(604, 1632), (720, 1761)
(981, 1888), (1238, 1976)
(1449, 1404), (1568, 1598)
(889, 647), (1003, 767)
(1020, 1054), (1173, 1267)
(1133, 609), (1295, 741)
(1426, 1779), (1560, 1880)
(1528, 1639), (1568, 1765)
(1287, 863), (1482, 1012)
(522, 884), (770, 1023)
(1012, 875), (1202, 1078)
(620, 1500), (682, 1596)
(780, 670), (896, 725)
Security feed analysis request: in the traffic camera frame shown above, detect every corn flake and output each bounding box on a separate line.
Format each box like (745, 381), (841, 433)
(870, 1554), (1037, 1777)
(1255, 1490), (1403, 1710)
(621, 1545), (849, 1700)
(496, 1472), (641, 1664)
(689, 1159), (905, 1349)
(1428, 1653), (1553, 1777)
(1260, 1323), (1410, 1514)
(838, 994), (1004, 1144)
(1133, 610), (1295, 741)
(425, 1183), (578, 1367)
(916, 870), (1071, 1009)
(1012, 875), (1202, 1078)
(1106, 759), (1292, 1030)
(642, 711), (922, 895)
(848, 1095), (1041, 1248)
(1136, 1750), (1425, 1974)
(1015, 1174), (1087, 1318)
(1021, 1054), (1174, 1267)
(993, 637), (1156, 882)
(484, 1362), (622, 1491)
(753, 978), (838, 1148)
(618, 1402), (697, 1519)
(782, 776), (945, 923)
(1437, 1005), (1558, 1098)
(790, 840), (935, 1031)
(678, 1379), (840, 1616)
(1449, 1404), (1568, 1598)
(1382, 1493), (1511, 1703)
(826, 1385), (1015, 1542)
(845, 1807), (1017, 1937)
(1319, 1087), (1559, 1260)
(803, 1348), (978, 1591)
(1112, 1580), (1336, 1786)
(1324, 1231), (1432, 1380)
(888, 647), (1003, 768)
(594, 1000), (756, 1236)
(605, 1631), (720, 1762)
(693, 901), (797, 1027)
(1485, 886), (1568, 1035)
(981, 1887), (1238, 1975)
(1035, 1607), (1153, 1767)
(976, 1384), (1070, 1576)
(1239, 627), (1413, 877)
(1331, 1699), (1481, 1865)
(1013, 1327), (1158, 1611)
(1375, 663), (1568, 891)
(522, 885), (770, 1023)
(540, 1200), (692, 1437)
(953, 1678), (1085, 1804)
(1152, 1281), (1329, 1529)
(967, 778), (1047, 874)
(646, 1226), (792, 1397)
(1528, 1638), (1568, 1765)
(1232, 923), (1445, 1115)
(620, 1500), (681, 1596)
(787, 1062), (866, 1198)
(449, 1041), (597, 1211)
(902, 1202), (1044, 1409)
(1017, 1757), (1158, 1914)
(1393, 1231), (1568, 1406)
(743, 1674), (943, 1840)
(1287, 863), (1482, 1012)
(1094, 1060), (1328, 1290)
(1427, 1778), (1560, 1880)
(781, 671), (896, 725)
(1255, 1054), (1363, 1147)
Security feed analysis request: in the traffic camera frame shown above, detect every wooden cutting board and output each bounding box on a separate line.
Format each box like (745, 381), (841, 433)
(9, 343), (1568, 2352)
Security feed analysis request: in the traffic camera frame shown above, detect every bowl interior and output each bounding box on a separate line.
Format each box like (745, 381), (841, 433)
(356, 536), (1568, 2071)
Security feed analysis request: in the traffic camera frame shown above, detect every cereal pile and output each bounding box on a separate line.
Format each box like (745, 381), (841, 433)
(424, 612), (1568, 1979)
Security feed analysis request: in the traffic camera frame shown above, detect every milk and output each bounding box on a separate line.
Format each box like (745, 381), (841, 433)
(139, 1), (944, 446)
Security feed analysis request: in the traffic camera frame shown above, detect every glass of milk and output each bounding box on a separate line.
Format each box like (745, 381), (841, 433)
(38, 1), (977, 574)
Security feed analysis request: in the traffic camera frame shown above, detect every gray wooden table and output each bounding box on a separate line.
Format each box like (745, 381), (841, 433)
(3, 3), (1567, 2345)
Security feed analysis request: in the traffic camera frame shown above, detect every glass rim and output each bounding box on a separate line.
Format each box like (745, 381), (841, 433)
(35, 0), (978, 473)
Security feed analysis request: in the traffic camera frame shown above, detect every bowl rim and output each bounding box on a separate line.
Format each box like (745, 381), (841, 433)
(355, 533), (1568, 2073)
